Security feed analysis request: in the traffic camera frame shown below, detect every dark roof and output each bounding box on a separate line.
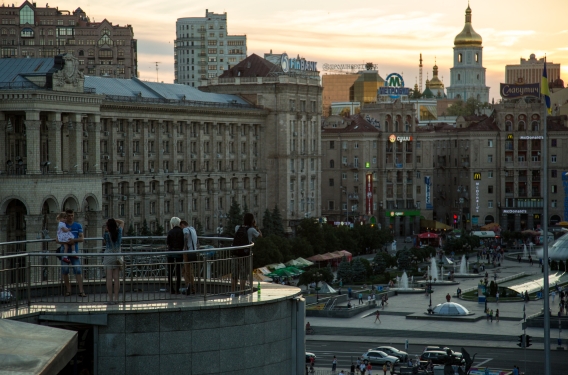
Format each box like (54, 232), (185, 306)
(547, 115), (568, 131)
(322, 114), (380, 134)
(219, 54), (278, 78)
(422, 87), (435, 98)
(463, 115), (499, 131)
(0, 58), (54, 85)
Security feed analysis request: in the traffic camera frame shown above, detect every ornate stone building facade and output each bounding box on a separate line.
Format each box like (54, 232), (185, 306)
(2, 55), (321, 258)
(0, 1), (137, 78)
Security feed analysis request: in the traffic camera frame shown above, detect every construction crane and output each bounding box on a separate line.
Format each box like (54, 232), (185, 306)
(419, 53), (423, 93)
(153, 62), (161, 82)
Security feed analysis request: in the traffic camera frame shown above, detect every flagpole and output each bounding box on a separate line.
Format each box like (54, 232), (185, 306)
(541, 57), (551, 375)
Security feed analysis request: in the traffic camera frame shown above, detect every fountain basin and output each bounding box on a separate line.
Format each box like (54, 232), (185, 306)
(453, 273), (481, 278)
(416, 279), (460, 286)
(388, 287), (426, 294)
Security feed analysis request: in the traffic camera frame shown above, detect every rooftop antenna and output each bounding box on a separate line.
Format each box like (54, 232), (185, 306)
(419, 53), (423, 93)
(154, 62), (160, 82)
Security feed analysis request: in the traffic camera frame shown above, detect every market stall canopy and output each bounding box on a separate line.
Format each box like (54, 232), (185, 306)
(265, 263), (286, 270)
(556, 221), (568, 227)
(284, 266), (304, 275)
(420, 219), (453, 230)
(417, 232), (439, 239)
(339, 250), (353, 261)
(480, 223), (500, 231)
(499, 272), (568, 295)
(256, 267), (271, 275)
(549, 232), (568, 259)
(253, 269), (273, 282)
(295, 257), (314, 267)
(267, 268), (295, 277)
(285, 259), (303, 267)
(470, 231), (496, 238)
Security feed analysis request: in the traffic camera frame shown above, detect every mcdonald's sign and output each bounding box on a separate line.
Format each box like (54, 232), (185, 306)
(473, 172), (481, 180)
(507, 134), (514, 140)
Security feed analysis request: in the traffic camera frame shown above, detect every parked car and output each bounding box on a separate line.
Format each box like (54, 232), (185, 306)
(369, 346), (409, 362)
(423, 346), (461, 357)
(305, 352), (316, 364)
(361, 350), (400, 366)
(420, 350), (464, 365)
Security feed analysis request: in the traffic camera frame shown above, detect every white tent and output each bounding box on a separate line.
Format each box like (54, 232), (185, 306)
(316, 281), (337, 294)
(471, 231), (496, 238)
(285, 259), (303, 267)
(265, 263), (286, 270)
(295, 257), (314, 267)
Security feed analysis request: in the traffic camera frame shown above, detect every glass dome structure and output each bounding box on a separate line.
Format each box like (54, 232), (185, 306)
(432, 302), (471, 315)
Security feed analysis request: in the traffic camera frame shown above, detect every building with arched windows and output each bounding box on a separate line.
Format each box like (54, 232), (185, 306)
(0, 54), (322, 255)
(446, 6), (490, 103)
(0, 1), (137, 78)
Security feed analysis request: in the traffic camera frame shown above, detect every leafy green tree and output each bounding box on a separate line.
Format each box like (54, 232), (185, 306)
(252, 236), (283, 269)
(262, 208), (273, 236)
(446, 97), (489, 116)
(152, 220), (164, 236)
(140, 219), (151, 237)
(274, 236), (294, 263)
(351, 258), (366, 282)
(289, 236), (314, 259)
(373, 252), (387, 274)
(297, 218), (325, 254)
(397, 249), (412, 271)
(297, 267), (334, 287)
(335, 226), (358, 252)
(321, 225), (340, 252)
(126, 223), (136, 237)
(271, 205), (285, 237)
(226, 199), (242, 236)
(337, 257), (353, 283)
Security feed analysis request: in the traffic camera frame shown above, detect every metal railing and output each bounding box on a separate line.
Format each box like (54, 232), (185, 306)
(0, 236), (253, 317)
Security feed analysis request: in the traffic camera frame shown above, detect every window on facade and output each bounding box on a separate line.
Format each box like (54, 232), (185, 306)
(458, 53), (462, 63)
(487, 155), (493, 163)
(488, 185), (493, 194)
(488, 200), (493, 208)
(19, 5), (34, 25)
(329, 141), (334, 149)
(552, 200), (558, 208)
(487, 140), (493, 147)
(488, 171), (493, 178)
(552, 170), (558, 178)
(551, 155), (557, 163)
(329, 160), (334, 168)
(329, 178), (334, 187)
(552, 185), (557, 193)
(328, 201), (335, 210)
(551, 139), (557, 147)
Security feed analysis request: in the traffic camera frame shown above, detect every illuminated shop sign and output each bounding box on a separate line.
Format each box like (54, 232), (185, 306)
(425, 176), (432, 210)
(502, 209), (527, 214)
(475, 182), (480, 214)
(379, 73), (410, 96)
(388, 134), (413, 143)
(500, 83), (540, 98)
(280, 53), (317, 73)
(519, 136), (544, 140)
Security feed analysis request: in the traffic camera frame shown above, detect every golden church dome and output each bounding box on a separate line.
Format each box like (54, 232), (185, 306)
(428, 64), (444, 90)
(454, 6), (482, 47)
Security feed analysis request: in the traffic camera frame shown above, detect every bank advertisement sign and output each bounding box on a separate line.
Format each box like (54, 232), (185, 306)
(366, 174), (373, 215)
(425, 176), (432, 210)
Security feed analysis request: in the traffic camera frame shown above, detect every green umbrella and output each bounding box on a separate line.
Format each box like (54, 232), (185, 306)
(284, 266), (304, 275)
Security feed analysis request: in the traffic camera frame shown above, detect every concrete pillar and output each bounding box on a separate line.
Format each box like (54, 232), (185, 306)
(0, 217), (9, 249)
(87, 114), (101, 174)
(25, 112), (41, 175)
(67, 113), (83, 174)
(47, 113), (63, 174)
(142, 120), (150, 173)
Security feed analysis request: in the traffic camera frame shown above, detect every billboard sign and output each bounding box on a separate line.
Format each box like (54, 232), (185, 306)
(379, 73), (410, 96)
(425, 176), (432, 210)
(500, 83), (540, 98)
(366, 174), (373, 215)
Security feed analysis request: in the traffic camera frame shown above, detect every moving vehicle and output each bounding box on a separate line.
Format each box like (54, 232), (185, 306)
(420, 350), (464, 365)
(369, 346), (409, 362)
(305, 352), (316, 364)
(361, 350), (400, 366)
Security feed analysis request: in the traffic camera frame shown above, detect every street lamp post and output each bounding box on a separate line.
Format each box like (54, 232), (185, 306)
(315, 272), (322, 302)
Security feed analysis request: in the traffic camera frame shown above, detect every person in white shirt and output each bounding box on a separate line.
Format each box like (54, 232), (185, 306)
(180, 220), (198, 294)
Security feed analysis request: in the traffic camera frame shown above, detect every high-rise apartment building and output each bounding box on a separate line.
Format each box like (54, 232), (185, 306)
(0, 1), (137, 78)
(174, 10), (246, 87)
(505, 54), (561, 84)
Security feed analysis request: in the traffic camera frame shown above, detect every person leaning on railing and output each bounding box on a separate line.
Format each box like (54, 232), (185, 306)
(102, 218), (125, 305)
(166, 217), (185, 294)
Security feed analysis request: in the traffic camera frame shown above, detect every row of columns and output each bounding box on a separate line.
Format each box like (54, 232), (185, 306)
(0, 111), (100, 175)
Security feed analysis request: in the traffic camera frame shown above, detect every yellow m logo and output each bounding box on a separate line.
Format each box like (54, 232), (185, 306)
(473, 173), (481, 180)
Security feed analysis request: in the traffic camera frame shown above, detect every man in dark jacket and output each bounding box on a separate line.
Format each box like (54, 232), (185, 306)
(166, 217), (185, 294)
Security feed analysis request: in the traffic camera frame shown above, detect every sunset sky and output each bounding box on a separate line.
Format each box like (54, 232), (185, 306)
(57, 0), (567, 102)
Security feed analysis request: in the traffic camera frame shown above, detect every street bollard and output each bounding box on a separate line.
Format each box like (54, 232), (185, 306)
(405, 339), (409, 350)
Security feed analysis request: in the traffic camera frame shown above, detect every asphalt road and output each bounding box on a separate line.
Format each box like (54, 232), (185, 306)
(306, 340), (565, 374)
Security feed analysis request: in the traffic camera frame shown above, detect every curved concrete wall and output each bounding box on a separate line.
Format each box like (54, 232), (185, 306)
(97, 298), (302, 375)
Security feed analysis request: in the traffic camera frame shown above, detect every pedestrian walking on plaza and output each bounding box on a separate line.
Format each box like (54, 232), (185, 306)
(348, 287), (353, 299)
(360, 362), (366, 374)
(517, 254), (521, 263)
(351, 362), (356, 375)
(446, 293), (451, 302)
(375, 309), (381, 323)
(359, 292), (363, 304)
(552, 291), (556, 303)
(332, 356), (337, 372)
(366, 363), (372, 375)
(512, 365), (519, 375)
(457, 287), (462, 298)
(496, 309), (500, 322)
(490, 309), (494, 322)
(496, 291), (499, 302)
(382, 363), (387, 375)
(485, 367), (490, 375)
(529, 255), (533, 265)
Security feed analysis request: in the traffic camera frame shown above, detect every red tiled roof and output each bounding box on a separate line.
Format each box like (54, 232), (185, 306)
(219, 54), (278, 78)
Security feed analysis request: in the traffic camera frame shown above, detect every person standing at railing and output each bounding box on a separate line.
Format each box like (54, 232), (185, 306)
(58, 209), (87, 298)
(232, 213), (261, 294)
(102, 218), (124, 305)
(180, 220), (198, 295)
(166, 217), (185, 294)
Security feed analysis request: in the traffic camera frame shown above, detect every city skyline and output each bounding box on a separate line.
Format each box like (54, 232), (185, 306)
(31, 0), (568, 101)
